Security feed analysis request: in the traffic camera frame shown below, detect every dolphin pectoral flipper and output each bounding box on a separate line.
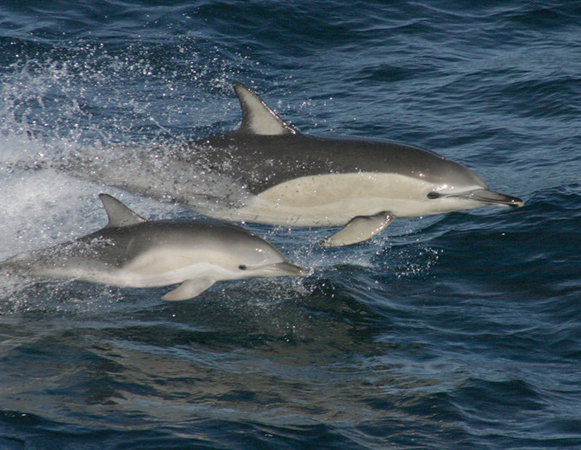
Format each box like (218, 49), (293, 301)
(161, 278), (216, 301)
(321, 211), (395, 247)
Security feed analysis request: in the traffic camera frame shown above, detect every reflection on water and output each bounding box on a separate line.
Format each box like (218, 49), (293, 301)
(0, 272), (451, 435)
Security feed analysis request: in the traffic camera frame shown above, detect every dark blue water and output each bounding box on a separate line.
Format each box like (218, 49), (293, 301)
(1, 1), (580, 449)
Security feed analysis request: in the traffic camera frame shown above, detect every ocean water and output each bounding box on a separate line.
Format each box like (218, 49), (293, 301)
(0, 1), (580, 449)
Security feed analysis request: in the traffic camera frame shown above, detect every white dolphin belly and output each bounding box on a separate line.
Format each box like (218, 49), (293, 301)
(100, 248), (242, 288)
(235, 172), (456, 226)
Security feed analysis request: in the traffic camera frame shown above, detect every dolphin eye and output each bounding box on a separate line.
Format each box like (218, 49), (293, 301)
(238, 265), (247, 270)
(427, 191), (440, 199)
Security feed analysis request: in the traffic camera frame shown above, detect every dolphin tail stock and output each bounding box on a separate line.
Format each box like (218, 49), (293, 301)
(321, 211), (395, 247)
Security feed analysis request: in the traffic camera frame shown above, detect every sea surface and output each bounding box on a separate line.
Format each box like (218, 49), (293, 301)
(0, 1), (580, 449)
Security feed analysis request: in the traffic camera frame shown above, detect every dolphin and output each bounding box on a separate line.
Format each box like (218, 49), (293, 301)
(0, 194), (306, 300)
(62, 83), (524, 246)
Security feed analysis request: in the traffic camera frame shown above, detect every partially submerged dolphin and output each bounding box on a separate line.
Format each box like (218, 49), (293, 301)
(0, 194), (306, 300)
(64, 83), (524, 246)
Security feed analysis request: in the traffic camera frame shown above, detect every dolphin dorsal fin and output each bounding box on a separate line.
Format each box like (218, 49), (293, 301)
(99, 194), (147, 228)
(232, 82), (297, 136)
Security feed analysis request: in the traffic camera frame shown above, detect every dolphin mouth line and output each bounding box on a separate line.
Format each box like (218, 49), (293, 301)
(449, 189), (525, 208)
(262, 262), (307, 277)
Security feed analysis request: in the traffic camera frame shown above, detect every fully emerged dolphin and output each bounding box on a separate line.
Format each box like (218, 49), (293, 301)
(0, 194), (305, 300)
(66, 83), (524, 246)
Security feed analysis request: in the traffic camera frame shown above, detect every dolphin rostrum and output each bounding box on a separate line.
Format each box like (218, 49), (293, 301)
(63, 83), (524, 247)
(0, 194), (306, 300)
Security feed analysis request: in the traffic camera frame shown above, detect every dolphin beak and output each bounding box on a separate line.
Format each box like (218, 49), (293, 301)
(451, 189), (524, 207)
(266, 262), (308, 277)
